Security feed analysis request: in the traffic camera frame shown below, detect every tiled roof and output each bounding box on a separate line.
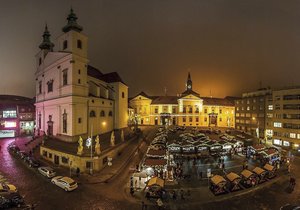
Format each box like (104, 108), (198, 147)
(202, 97), (235, 106)
(87, 65), (125, 85)
(151, 96), (178, 105)
(0, 95), (35, 106)
(143, 158), (167, 166)
(180, 89), (200, 97)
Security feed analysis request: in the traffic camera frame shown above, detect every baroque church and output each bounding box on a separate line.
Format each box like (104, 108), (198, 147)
(129, 73), (236, 128)
(35, 9), (128, 142)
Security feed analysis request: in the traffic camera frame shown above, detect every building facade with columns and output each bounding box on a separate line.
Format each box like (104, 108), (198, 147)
(35, 9), (128, 143)
(129, 73), (236, 128)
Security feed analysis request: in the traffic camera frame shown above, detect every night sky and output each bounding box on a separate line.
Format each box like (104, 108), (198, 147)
(1, 0), (300, 98)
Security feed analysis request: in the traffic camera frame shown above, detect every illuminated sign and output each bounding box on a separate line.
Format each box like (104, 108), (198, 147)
(0, 130), (15, 138)
(4, 121), (16, 128)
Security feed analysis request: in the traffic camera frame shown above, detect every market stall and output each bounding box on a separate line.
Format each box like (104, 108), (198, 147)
(240, 169), (257, 188)
(263, 163), (276, 179)
(252, 167), (267, 183)
(167, 143), (181, 153)
(207, 141), (222, 156)
(145, 177), (165, 199)
(209, 175), (227, 195)
(262, 148), (281, 165)
(146, 149), (166, 158)
(226, 172), (242, 191)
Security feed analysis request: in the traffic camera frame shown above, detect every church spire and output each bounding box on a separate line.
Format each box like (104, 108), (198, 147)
(62, 7), (83, 33)
(186, 72), (192, 91)
(39, 24), (54, 51)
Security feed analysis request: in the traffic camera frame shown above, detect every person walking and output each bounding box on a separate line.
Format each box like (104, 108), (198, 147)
(76, 167), (80, 177)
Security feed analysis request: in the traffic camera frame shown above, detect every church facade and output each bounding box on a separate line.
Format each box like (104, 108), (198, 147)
(129, 73), (235, 128)
(35, 9), (128, 142)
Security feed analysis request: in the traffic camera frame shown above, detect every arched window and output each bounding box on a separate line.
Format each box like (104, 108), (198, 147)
(100, 110), (105, 117)
(109, 111), (113, 116)
(62, 111), (67, 133)
(77, 40), (82, 49)
(90, 110), (96, 117)
(63, 40), (68, 50)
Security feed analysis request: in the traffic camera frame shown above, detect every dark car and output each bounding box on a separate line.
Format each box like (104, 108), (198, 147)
(24, 157), (40, 168)
(0, 193), (24, 209)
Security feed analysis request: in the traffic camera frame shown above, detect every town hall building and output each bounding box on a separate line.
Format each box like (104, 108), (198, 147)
(129, 73), (236, 128)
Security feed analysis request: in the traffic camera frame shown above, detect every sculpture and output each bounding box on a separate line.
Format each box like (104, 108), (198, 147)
(95, 135), (101, 155)
(110, 131), (115, 147)
(77, 136), (84, 155)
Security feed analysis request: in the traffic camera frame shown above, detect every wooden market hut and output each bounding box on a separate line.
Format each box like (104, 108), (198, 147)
(209, 175), (227, 195)
(240, 169), (257, 188)
(252, 167), (267, 183)
(226, 172), (242, 191)
(263, 164), (276, 179)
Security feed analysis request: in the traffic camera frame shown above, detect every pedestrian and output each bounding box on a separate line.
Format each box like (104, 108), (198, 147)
(172, 191), (177, 200)
(141, 201), (145, 210)
(76, 167), (80, 177)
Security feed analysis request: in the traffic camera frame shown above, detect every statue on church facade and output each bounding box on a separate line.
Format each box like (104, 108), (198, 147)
(77, 136), (84, 155)
(95, 135), (101, 155)
(110, 131), (115, 147)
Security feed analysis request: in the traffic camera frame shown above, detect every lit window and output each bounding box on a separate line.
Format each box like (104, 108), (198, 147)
(274, 122), (282, 128)
(290, 133), (296, 138)
(283, 141), (290, 146)
(273, 139), (282, 145)
(268, 105), (273, 110)
(109, 111), (113, 116)
(90, 110), (96, 117)
(100, 110), (105, 117)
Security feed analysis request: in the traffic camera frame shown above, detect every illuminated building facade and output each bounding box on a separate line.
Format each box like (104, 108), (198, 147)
(0, 95), (35, 138)
(129, 73), (235, 128)
(35, 9), (128, 142)
(265, 87), (300, 150)
(235, 89), (272, 139)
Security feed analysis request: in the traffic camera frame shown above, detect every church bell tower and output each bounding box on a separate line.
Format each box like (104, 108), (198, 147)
(186, 72), (192, 91)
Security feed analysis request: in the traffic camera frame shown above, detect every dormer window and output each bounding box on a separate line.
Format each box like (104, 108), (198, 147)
(63, 40), (68, 50)
(47, 79), (54, 93)
(77, 40), (82, 49)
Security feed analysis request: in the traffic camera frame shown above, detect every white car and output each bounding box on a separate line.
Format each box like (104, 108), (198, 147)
(38, 167), (56, 178)
(51, 176), (78, 192)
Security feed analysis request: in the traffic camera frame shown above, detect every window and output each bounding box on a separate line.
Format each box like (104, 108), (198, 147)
(246, 106), (250, 111)
(155, 108), (158, 114)
(204, 109), (207, 114)
(252, 106), (256, 110)
(61, 156), (68, 164)
(189, 117), (192, 122)
(63, 40), (68, 50)
(283, 141), (290, 146)
(78, 118), (81, 124)
(109, 111), (113, 116)
(38, 113), (41, 129)
(47, 80), (53, 93)
(253, 99), (256, 103)
(172, 107), (176, 113)
(259, 105), (263, 110)
(204, 117), (207, 122)
(42, 150), (47, 157)
(39, 57), (42, 66)
(63, 70), (68, 86)
(78, 79), (81, 84)
(195, 106), (199, 113)
(122, 92), (125, 98)
(183, 107), (186, 113)
(273, 139), (282, 146)
(267, 113), (273, 118)
(297, 134), (300, 139)
(100, 110), (105, 117)
(236, 113), (240, 117)
(219, 109), (222, 114)
(290, 133), (296, 138)
(62, 111), (67, 133)
(268, 105), (273, 110)
(183, 117), (186, 122)
(3, 110), (17, 118)
(77, 40), (82, 49)
(78, 69), (81, 74)
(195, 117), (199, 122)
(49, 153), (52, 159)
(90, 110), (96, 117)
(275, 104), (280, 110)
(39, 81), (42, 94)
(219, 117), (222, 122)
(189, 107), (192, 113)
(274, 122), (282, 128)
(237, 107), (239, 111)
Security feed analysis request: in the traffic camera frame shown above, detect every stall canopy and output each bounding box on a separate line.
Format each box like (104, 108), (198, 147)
(226, 172), (241, 182)
(211, 175), (226, 186)
(263, 164), (274, 172)
(241, 170), (254, 178)
(144, 158), (167, 167)
(146, 149), (166, 157)
(147, 177), (164, 188)
(252, 167), (266, 175)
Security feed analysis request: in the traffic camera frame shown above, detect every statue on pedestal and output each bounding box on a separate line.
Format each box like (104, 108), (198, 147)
(121, 129), (125, 142)
(77, 136), (84, 155)
(95, 135), (101, 155)
(110, 131), (115, 147)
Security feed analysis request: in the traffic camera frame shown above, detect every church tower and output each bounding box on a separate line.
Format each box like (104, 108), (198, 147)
(36, 24), (54, 67)
(186, 72), (192, 91)
(57, 8), (88, 58)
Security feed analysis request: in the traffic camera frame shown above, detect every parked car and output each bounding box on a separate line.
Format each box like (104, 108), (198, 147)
(51, 176), (78, 191)
(17, 151), (29, 160)
(0, 192), (24, 208)
(24, 157), (40, 168)
(0, 183), (17, 196)
(280, 204), (300, 210)
(38, 167), (56, 178)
